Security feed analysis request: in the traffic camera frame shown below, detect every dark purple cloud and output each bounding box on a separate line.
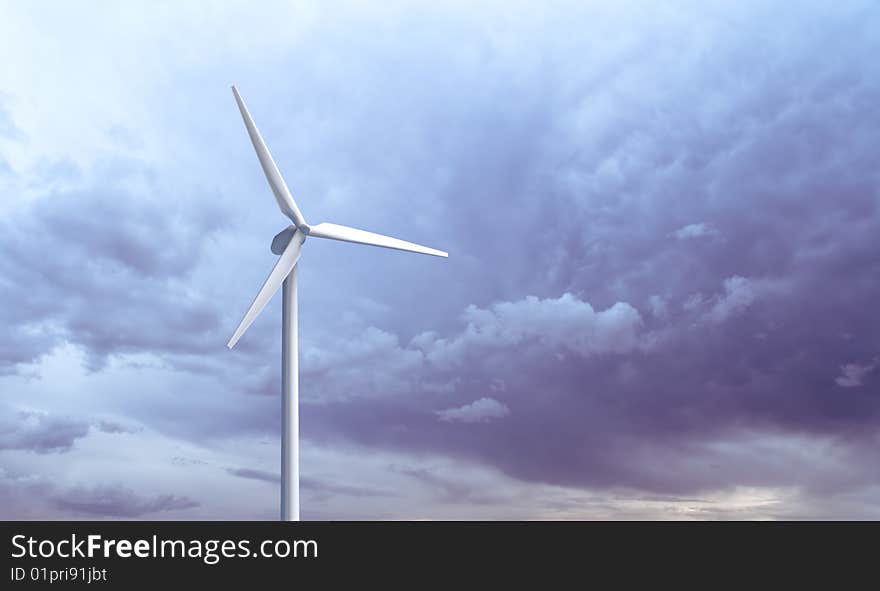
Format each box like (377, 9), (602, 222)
(0, 162), (229, 372)
(301, 477), (393, 501)
(95, 420), (141, 435)
(226, 467), (280, 484)
(227, 468), (394, 502)
(0, 410), (90, 453)
(1, 1), (879, 518)
(283, 1), (880, 503)
(52, 484), (199, 518)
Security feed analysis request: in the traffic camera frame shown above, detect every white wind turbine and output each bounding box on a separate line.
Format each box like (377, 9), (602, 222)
(226, 86), (447, 521)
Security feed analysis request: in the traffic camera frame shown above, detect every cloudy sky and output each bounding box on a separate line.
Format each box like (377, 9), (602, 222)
(1, 0), (879, 520)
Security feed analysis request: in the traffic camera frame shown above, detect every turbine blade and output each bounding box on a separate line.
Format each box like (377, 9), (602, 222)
(227, 236), (303, 349)
(231, 85), (307, 228)
(309, 222), (448, 258)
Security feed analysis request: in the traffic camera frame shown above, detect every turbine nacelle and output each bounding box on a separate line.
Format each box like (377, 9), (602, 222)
(271, 225), (305, 255)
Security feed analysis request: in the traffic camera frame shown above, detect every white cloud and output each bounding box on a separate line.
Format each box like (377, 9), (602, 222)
(297, 293), (645, 402)
(418, 293), (643, 366)
(648, 295), (668, 319)
(836, 359), (878, 388)
(683, 293), (706, 312)
(436, 397), (510, 423)
(669, 222), (719, 240)
(704, 276), (757, 324)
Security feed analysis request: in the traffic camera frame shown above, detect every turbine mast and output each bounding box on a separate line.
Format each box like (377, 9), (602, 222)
(227, 85), (446, 522)
(281, 268), (300, 521)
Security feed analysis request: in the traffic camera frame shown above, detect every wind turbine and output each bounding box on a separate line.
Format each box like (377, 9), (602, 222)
(226, 86), (447, 521)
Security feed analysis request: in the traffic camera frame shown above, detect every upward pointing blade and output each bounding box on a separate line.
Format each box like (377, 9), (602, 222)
(227, 236), (303, 349)
(231, 85), (307, 228)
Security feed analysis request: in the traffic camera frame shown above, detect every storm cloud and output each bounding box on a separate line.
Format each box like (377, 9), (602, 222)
(53, 484), (199, 518)
(1, 0), (879, 518)
(0, 410), (90, 453)
(0, 172), (228, 372)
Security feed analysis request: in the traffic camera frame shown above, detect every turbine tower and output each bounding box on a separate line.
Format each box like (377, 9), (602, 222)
(226, 86), (447, 521)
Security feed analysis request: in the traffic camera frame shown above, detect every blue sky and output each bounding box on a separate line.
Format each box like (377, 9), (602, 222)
(1, 1), (879, 519)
